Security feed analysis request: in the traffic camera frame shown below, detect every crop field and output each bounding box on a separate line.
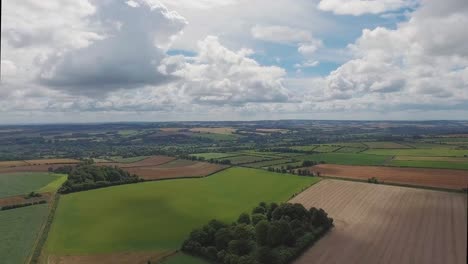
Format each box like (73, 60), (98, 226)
(219, 155), (271, 165)
(335, 146), (365, 153)
(189, 127), (236, 134)
(46, 167), (318, 256)
(125, 160), (228, 180)
(101, 155), (176, 168)
(0, 204), (50, 264)
(0, 172), (65, 198)
(160, 253), (208, 264)
(244, 158), (296, 168)
(291, 180), (467, 264)
(107, 156), (148, 163)
(389, 160), (468, 170)
(0, 160), (29, 168)
(362, 141), (412, 149)
(310, 164), (468, 190)
(25, 158), (80, 165)
(364, 148), (468, 157)
(296, 153), (390, 166)
(189, 152), (240, 160)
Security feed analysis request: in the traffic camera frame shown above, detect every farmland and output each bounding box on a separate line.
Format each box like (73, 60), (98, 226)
(46, 167), (318, 256)
(0, 204), (50, 264)
(310, 164), (468, 190)
(0, 172), (66, 198)
(291, 180), (467, 264)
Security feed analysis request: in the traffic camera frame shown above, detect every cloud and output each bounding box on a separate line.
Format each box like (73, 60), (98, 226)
(37, 0), (187, 96)
(161, 36), (290, 105)
(318, 0), (417, 16)
(251, 25), (314, 44)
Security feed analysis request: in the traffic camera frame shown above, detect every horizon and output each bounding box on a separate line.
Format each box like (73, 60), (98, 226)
(1, 0), (467, 123)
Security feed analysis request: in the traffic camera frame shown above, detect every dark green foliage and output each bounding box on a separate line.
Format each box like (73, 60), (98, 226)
(238, 213), (251, 225)
(182, 202), (333, 264)
(1, 200), (47, 211)
(56, 162), (141, 193)
(368, 177), (379, 184)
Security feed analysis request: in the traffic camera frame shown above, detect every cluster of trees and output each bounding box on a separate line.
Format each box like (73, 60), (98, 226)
(182, 202), (333, 264)
(53, 160), (141, 193)
(266, 161), (322, 176)
(179, 154), (232, 165)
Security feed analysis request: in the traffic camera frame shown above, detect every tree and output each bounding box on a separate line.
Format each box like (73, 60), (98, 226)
(252, 214), (267, 226)
(238, 213), (251, 225)
(255, 220), (270, 246)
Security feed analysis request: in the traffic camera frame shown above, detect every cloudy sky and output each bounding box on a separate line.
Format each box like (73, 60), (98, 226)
(1, 0), (467, 123)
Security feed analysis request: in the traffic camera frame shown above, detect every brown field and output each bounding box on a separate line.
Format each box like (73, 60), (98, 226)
(189, 127), (236, 134)
(99, 156), (176, 168)
(46, 250), (174, 264)
(309, 164), (468, 190)
(125, 161), (228, 180)
(0, 192), (52, 207)
(0, 160), (29, 168)
(291, 180), (467, 264)
(0, 164), (77, 174)
(24, 158), (80, 165)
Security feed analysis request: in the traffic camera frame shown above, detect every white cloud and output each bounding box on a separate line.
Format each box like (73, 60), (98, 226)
(161, 36), (290, 105)
(318, 0), (417, 16)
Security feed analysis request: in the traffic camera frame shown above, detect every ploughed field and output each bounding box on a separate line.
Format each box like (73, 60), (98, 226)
(309, 164), (468, 190)
(45, 167), (318, 259)
(290, 180), (467, 264)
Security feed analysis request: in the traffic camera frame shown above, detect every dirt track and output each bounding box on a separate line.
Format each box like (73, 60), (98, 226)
(309, 164), (468, 190)
(290, 180), (467, 264)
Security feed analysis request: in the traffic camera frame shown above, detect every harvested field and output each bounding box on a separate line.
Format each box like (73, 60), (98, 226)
(0, 160), (29, 168)
(24, 158), (79, 165)
(47, 250), (174, 264)
(100, 155), (176, 168)
(126, 161), (228, 180)
(291, 180), (467, 264)
(0, 164), (76, 174)
(309, 164), (468, 190)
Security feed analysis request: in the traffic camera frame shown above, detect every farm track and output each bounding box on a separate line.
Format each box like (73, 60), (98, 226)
(290, 180), (467, 264)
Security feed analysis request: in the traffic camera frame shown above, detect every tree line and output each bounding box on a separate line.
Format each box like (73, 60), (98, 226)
(182, 202), (333, 264)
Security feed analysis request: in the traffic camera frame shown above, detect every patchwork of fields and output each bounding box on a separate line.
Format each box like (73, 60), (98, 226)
(291, 180), (467, 264)
(45, 167), (318, 258)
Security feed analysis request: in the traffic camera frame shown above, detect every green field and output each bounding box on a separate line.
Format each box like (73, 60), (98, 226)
(0, 173), (65, 198)
(0, 204), (50, 264)
(190, 152), (239, 160)
(335, 147), (365, 153)
(46, 167), (318, 255)
(108, 156), (148, 163)
(362, 141), (411, 149)
(219, 155), (271, 165)
(245, 158), (295, 168)
(37, 174), (68, 193)
(193, 133), (239, 141)
(364, 148), (468, 157)
(296, 153), (390, 166)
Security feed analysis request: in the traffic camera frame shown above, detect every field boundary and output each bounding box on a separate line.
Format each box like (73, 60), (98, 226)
(29, 193), (61, 264)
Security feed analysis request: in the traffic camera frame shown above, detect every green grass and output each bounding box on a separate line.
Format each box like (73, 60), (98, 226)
(0, 204), (50, 264)
(190, 153), (239, 160)
(364, 148), (468, 157)
(362, 141), (411, 149)
(335, 147), (365, 153)
(296, 153), (390, 166)
(193, 133), (239, 141)
(46, 167), (318, 255)
(220, 155), (272, 165)
(0, 173), (65, 198)
(389, 160), (468, 170)
(161, 253), (208, 264)
(245, 158), (295, 168)
(37, 174), (68, 193)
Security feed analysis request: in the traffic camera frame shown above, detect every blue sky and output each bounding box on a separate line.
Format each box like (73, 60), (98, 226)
(0, 0), (467, 123)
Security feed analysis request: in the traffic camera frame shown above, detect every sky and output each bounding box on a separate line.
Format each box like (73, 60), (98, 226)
(1, 0), (467, 124)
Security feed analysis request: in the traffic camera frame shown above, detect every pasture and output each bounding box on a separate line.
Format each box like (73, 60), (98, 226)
(0, 172), (65, 198)
(46, 167), (318, 255)
(189, 152), (239, 160)
(291, 180), (467, 264)
(296, 153), (390, 166)
(0, 204), (50, 264)
(364, 148), (468, 157)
